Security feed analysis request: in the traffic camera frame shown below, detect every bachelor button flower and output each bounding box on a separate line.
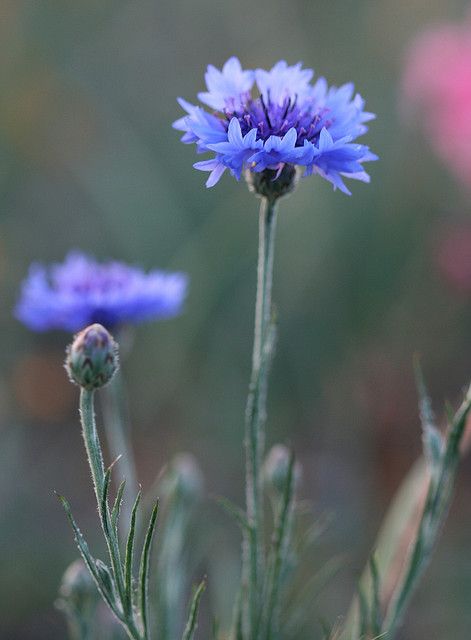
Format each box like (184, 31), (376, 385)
(15, 251), (188, 332)
(174, 57), (377, 195)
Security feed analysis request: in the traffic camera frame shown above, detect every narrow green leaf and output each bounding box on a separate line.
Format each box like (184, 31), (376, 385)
(95, 558), (115, 602)
(357, 584), (368, 639)
(444, 400), (455, 426)
(182, 579), (206, 640)
(211, 616), (219, 640)
(112, 480), (126, 534)
(217, 496), (251, 532)
(139, 501), (159, 639)
(414, 357), (444, 470)
(382, 384), (471, 637)
(100, 459), (128, 612)
(369, 555), (382, 635)
(282, 556), (344, 637)
(230, 585), (244, 640)
(57, 493), (120, 618)
(319, 618), (334, 640)
(125, 490), (142, 612)
(102, 467), (112, 536)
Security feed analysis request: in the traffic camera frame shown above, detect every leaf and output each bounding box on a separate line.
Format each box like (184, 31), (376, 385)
(369, 555), (382, 636)
(182, 579), (206, 640)
(112, 480), (126, 534)
(217, 496), (251, 532)
(282, 556), (344, 637)
(101, 466), (113, 537)
(95, 559), (115, 602)
(139, 501), (159, 639)
(100, 460), (128, 610)
(414, 357), (443, 470)
(357, 584), (368, 640)
(211, 616), (219, 640)
(125, 490), (142, 612)
(57, 493), (120, 618)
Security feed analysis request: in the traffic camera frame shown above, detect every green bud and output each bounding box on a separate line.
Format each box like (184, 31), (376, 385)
(65, 323), (119, 390)
(161, 453), (204, 504)
(245, 164), (300, 202)
(57, 558), (98, 612)
(263, 444), (302, 495)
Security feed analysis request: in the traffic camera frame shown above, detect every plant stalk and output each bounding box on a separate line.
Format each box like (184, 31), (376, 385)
(244, 196), (278, 638)
(79, 388), (142, 640)
(101, 369), (139, 536)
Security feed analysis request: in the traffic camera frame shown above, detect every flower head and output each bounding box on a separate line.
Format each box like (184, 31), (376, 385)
(174, 57), (377, 195)
(65, 324), (118, 390)
(402, 12), (471, 188)
(15, 251), (188, 332)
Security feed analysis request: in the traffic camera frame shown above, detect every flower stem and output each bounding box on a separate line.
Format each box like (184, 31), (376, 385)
(79, 388), (142, 640)
(101, 369), (139, 536)
(80, 388), (106, 505)
(244, 196), (278, 638)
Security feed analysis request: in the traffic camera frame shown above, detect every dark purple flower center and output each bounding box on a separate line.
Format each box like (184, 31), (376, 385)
(221, 93), (332, 146)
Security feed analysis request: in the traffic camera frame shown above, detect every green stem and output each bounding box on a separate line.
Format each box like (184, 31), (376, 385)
(244, 196), (278, 638)
(262, 453), (295, 640)
(79, 388), (142, 640)
(101, 369), (139, 536)
(80, 389), (106, 504)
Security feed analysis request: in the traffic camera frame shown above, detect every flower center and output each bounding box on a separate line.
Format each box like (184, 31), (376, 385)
(222, 93), (332, 146)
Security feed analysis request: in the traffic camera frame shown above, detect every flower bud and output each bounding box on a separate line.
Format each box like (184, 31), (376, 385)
(263, 444), (302, 495)
(161, 453), (204, 504)
(245, 165), (300, 201)
(57, 559), (97, 611)
(65, 323), (118, 390)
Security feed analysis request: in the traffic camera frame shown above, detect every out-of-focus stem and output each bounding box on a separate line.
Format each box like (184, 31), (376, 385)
(101, 369), (138, 536)
(244, 196), (278, 638)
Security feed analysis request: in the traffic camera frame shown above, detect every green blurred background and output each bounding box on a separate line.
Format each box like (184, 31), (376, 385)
(2, 0), (471, 637)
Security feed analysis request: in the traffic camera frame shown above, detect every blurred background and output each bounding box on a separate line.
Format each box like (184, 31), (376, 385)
(2, 0), (471, 638)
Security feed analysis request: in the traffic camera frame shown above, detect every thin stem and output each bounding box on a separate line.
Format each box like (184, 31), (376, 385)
(252, 198), (278, 374)
(244, 196), (278, 638)
(79, 388), (142, 640)
(262, 453), (295, 639)
(80, 389), (106, 504)
(101, 369), (139, 536)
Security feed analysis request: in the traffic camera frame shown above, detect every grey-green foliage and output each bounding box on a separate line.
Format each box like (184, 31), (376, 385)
(343, 370), (471, 640)
(56, 559), (100, 640)
(381, 375), (471, 636)
(58, 387), (205, 640)
(155, 454), (204, 640)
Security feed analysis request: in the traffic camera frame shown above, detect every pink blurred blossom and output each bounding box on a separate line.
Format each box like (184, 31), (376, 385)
(403, 10), (471, 187)
(435, 223), (471, 294)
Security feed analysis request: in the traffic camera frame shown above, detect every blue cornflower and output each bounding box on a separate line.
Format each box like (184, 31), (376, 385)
(15, 251), (188, 332)
(174, 57), (377, 194)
